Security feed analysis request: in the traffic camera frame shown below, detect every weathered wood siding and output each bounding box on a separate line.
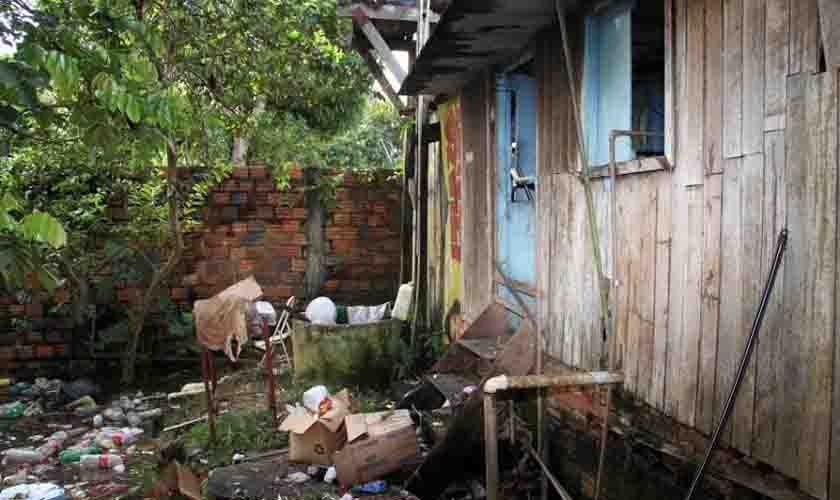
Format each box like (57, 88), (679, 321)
(529, 1), (838, 498)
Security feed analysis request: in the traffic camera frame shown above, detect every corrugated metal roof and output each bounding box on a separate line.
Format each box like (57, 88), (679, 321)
(399, 0), (562, 96)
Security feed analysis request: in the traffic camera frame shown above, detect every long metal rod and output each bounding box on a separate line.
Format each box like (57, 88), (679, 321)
(527, 444), (575, 500)
(594, 386), (612, 500)
(484, 394), (500, 500)
(682, 229), (788, 500)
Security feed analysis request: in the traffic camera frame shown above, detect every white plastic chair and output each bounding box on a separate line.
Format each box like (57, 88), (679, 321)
(257, 296), (296, 372)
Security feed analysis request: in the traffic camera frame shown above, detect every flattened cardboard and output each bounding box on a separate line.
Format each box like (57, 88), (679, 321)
(333, 409), (420, 486)
(278, 389), (351, 464)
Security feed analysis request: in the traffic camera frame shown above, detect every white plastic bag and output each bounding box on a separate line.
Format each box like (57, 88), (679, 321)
(392, 282), (414, 321)
(305, 297), (337, 325)
(302, 385), (330, 413)
(0, 483), (65, 500)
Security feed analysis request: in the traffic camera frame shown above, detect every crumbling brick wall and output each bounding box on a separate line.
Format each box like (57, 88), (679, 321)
(0, 165), (402, 378)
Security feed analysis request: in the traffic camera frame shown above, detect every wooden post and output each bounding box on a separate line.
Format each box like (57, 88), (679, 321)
(262, 320), (278, 424)
(200, 349), (216, 443)
(595, 385), (612, 500)
(484, 393), (499, 500)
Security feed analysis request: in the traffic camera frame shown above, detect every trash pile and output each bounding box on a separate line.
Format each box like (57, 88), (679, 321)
(272, 385), (421, 497)
(0, 376), (167, 500)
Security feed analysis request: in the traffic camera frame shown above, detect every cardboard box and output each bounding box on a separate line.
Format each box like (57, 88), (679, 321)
(333, 409), (420, 486)
(279, 389), (351, 465)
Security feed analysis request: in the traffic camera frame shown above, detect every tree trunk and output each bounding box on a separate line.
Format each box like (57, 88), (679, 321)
(121, 141), (184, 383)
(58, 254), (90, 358)
(231, 96), (266, 165)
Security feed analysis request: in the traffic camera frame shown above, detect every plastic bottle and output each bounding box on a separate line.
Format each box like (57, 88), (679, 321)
(36, 431), (68, 458)
(2, 448), (45, 465)
(59, 447), (102, 464)
(0, 401), (24, 418)
(95, 428), (143, 449)
(79, 454), (123, 470)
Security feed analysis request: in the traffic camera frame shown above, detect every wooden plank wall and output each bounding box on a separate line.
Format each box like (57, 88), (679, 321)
(530, 0), (839, 497)
(460, 79), (494, 323)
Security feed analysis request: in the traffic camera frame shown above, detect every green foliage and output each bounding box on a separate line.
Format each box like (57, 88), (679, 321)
(0, 193), (66, 293)
(182, 409), (287, 468)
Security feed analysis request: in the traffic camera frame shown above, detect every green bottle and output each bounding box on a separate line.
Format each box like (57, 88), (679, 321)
(59, 447), (102, 464)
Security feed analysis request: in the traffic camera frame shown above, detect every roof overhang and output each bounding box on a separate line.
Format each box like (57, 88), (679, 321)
(400, 0), (572, 96)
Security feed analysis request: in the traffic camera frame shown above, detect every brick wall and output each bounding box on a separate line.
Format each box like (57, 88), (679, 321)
(0, 165), (403, 377)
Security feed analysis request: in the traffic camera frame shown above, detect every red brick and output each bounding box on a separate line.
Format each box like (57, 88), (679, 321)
(53, 344), (68, 357)
(372, 201), (387, 213)
(335, 188), (349, 201)
(171, 287), (189, 300)
(323, 280), (339, 292)
(291, 208), (307, 220)
(250, 165), (269, 179)
(333, 213), (351, 225)
(233, 166), (250, 178)
(291, 259), (306, 273)
(25, 303), (43, 318)
(291, 233), (308, 245)
(222, 180), (240, 192)
(232, 222), (248, 233)
(267, 245), (301, 258)
(212, 192), (229, 205)
(326, 228), (360, 240)
(280, 221), (300, 232)
(263, 286), (293, 298)
(183, 273), (200, 286)
(256, 181), (275, 192)
(208, 246), (229, 258)
(230, 247), (247, 260)
(368, 215), (385, 227)
(239, 259), (256, 273)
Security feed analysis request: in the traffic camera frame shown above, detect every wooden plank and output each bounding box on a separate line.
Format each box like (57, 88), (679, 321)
(679, 0), (705, 185)
(666, 181), (687, 418)
(697, 173), (722, 434)
(723, 0), (744, 159)
(732, 152), (763, 455)
(651, 173), (673, 411)
(353, 14), (407, 83)
(819, 0), (840, 69)
(775, 73), (807, 479)
(338, 3), (440, 23)
(799, 70), (836, 500)
(679, 185), (704, 426)
(587, 157), (671, 179)
(636, 175), (659, 406)
(620, 176), (640, 394)
(665, 0), (677, 165)
(716, 158), (743, 446)
(705, 0), (724, 175)
(789, 0), (820, 75)
(360, 51), (404, 112)
(764, 0), (789, 131)
(754, 130), (786, 464)
(742, 0), (766, 154)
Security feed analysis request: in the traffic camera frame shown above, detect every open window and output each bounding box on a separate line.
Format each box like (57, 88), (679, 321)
(582, 0), (666, 168)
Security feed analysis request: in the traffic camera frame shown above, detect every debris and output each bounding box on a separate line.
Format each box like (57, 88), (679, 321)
(302, 386), (330, 413)
(334, 410), (419, 486)
(92, 415), (103, 428)
(0, 401), (24, 418)
(112, 464), (125, 474)
(340, 494), (353, 500)
(150, 463), (201, 500)
(93, 427), (143, 449)
(78, 454), (123, 470)
(167, 383), (206, 401)
(206, 455), (289, 499)
(23, 402), (44, 417)
(306, 465), (320, 476)
(351, 480), (387, 495)
(324, 466), (337, 483)
(58, 448), (102, 464)
(285, 472), (310, 483)
(84, 482), (128, 500)
(3, 448), (45, 465)
(305, 296), (337, 325)
(65, 397), (96, 412)
(0, 483), (65, 500)
(60, 380), (100, 404)
(102, 408), (124, 423)
(279, 389), (351, 465)
(162, 410), (228, 432)
(391, 282), (413, 321)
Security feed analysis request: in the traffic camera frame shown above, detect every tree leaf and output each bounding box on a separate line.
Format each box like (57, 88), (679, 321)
(20, 211), (67, 249)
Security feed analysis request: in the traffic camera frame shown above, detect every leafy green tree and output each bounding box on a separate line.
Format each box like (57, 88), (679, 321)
(0, 0), (371, 382)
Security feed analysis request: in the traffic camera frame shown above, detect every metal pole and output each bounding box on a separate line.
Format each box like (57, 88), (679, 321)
(594, 385), (612, 500)
(682, 229), (788, 500)
(484, 393), (499, 500)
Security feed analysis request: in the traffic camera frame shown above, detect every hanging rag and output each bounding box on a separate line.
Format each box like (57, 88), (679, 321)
(194, 277), (263, 362)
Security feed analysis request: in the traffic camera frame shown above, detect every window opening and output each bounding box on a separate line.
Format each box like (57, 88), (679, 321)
(583, 0), (665, 167)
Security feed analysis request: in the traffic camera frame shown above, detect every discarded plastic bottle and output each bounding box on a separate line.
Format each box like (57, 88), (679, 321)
(95, 428), (143, 449)
(36, 431), (68, 458)
(79, 454), (124, 470)
(0, 401), (24, 418)
(3, 448), (45, 465)
(59, 447), (102, 464)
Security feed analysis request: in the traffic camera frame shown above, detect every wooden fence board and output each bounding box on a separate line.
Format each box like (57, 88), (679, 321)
(754, 130), (786, 464)
(789, 0), (819, 75)
(705, 0), (724, 174)
(776, 73), (807, 479)
(764, 0), (789, 130)
(742, 0), (766, 154)
(666, 183), (688, 418)
(798, 71), (836, 500)
(697, 173), (722, 434)
(681, 0), (706, 185)
(652, 173), (673, 411)
(732, 152), (763, 455)
(680, 186), (705, 426)
(636, 175), (659, 404)
(723, 0), (744, 158)
(717, 158), (743, 446)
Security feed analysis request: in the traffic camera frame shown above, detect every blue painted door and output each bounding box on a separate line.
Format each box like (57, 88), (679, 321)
(495, 72), (537, 309)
